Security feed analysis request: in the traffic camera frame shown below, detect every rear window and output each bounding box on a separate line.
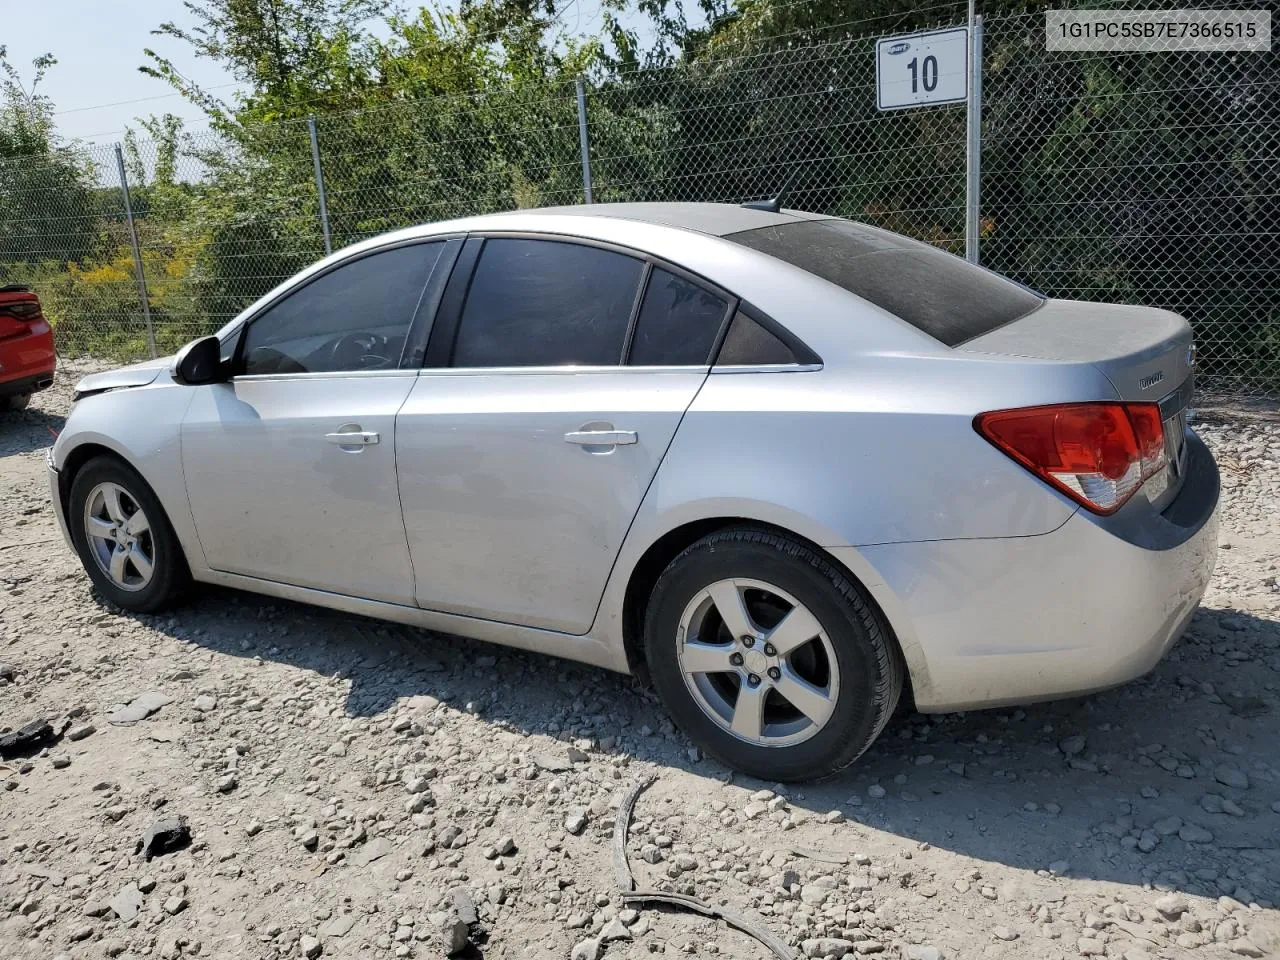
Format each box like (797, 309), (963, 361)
(725, 219), (1042, 347)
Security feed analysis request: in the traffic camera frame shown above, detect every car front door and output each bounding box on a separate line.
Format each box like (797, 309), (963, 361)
(396, 236), (733, 634)
(181, 240), (452, 604)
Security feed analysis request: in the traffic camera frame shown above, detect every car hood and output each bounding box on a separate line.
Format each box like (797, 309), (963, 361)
(75, 356), (174, 396)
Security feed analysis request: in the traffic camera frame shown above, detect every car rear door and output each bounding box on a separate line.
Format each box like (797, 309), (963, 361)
(181, 240), (454, 604)
(396, 235), (733, 634)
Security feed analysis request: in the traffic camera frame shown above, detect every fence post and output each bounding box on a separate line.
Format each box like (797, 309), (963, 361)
(575, 78), (594, 204)
(965, 14), (984, 264)
(114, 143), (156, 359)
(308, 116), (333, 256)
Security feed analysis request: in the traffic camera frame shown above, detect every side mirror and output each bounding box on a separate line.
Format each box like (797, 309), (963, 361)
(171, 336), (226, 386)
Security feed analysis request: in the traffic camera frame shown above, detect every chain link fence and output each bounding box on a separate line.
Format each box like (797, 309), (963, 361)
(981, 6), (1280, 397)
(2, 3), (1277, 394)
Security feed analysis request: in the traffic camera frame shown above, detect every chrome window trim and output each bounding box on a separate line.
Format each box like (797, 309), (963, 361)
(711, 363), (823, 374)
(231, 368), (421, 383)
(413, 364), (712, 378)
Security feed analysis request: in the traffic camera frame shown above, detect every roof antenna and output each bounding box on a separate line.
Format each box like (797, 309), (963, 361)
(741, 169), (798, 214)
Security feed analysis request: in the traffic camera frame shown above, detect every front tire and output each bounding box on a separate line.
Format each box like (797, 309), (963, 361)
(68, 456), (189, 613)
(644, 527), (903, 781)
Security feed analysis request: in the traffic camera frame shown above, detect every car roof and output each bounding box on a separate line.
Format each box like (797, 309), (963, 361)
(496, 202), (833, 237)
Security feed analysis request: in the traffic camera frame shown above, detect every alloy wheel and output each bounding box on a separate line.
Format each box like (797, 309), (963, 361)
(83, 481), (155, 592)
(676, 578), (840, 747)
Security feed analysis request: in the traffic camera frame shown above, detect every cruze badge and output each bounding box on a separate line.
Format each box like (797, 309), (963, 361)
(1139, 370), (1166, 390)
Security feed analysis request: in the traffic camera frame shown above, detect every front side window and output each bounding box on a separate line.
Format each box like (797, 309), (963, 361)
(726, 219), (1042, 347)
(451, 238), (644, 367)
(240, 242), (442, 375)
(627, 267), (728, 366)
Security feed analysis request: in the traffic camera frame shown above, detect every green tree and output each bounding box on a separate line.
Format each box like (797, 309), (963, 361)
(0, 46), (99, 268)
(131, 0), (660, 316)
(141, 0), (391, 125)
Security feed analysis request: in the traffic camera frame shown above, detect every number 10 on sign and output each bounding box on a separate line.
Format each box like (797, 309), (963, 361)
(876, 27), (969, 110)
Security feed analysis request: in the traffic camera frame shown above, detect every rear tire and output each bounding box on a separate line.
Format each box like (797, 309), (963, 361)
(0, 393), (31, 412)
(68, 456), (190, 613)
(643, 527), (902, 781)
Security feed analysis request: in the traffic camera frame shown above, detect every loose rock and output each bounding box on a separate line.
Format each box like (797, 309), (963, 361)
(1155, 893), (1188, 919)
(1214, 765), (1250, 790)
(106, 692), (173, 725)
(803, 937), (856, 957)
(600, 917), (632, 942)
(0, 718), (54, 758)
(138, 815), (191, 859)
(438, 914), (469, 956)
(108, 885), (145, 922)
(1059, 735), (1087, 756)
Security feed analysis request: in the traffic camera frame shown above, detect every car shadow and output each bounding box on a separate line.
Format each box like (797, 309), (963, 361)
(110, 586), (1280, 906)
(0, 403), (65, 457)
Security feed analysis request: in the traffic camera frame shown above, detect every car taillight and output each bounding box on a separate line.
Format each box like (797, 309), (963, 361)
(0, 301), (43, 321)
(975, 402), (1168, 515)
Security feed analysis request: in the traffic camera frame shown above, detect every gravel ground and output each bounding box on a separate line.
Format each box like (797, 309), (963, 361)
(2, 362), (1279, 960)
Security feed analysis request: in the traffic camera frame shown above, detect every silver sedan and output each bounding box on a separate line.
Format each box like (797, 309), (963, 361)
(48, 202), (1219, 780)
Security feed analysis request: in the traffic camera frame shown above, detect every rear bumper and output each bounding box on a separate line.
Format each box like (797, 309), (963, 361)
(842, 431), (1220, 712)
(0, 323), (56, 395)
(0, 371), (56, 398)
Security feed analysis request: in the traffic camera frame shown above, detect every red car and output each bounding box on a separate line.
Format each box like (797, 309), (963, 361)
(0, 284), (55, 412)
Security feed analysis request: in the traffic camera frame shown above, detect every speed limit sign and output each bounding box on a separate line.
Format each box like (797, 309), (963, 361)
(876, 27), (969, 110)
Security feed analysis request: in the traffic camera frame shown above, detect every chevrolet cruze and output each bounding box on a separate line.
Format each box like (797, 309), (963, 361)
(48, 203), (1219, 780)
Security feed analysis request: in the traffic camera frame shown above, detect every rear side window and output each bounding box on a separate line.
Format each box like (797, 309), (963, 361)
(715, 310), (799, 366)
(726, 219), (1042, 347)
(452, 239), (643, 367)
(628, 267), (728, 366)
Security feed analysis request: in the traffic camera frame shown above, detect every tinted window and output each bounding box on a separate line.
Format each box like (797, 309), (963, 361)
(241, 243), (440, 375)
(452, 239), (643, 367)
(715, 311), (799, 365)
(628, 268), (727, 366)
(726, 219), (1042, 347)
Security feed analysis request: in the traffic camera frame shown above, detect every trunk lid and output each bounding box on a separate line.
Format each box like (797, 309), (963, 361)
(960, 299), (1194, 400)
(961, 299), (1196, 509)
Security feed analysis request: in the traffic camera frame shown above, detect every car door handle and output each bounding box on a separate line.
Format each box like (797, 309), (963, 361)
(325, 430), (380, 445)
(564, 429), (637, 446)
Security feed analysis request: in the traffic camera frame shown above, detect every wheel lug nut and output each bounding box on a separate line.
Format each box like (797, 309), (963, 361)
(729, 653), (744, 666)
(747, 674), (761, 686)
(767, 667), (781, 681)
(763, 643), (776, 656)
(741, 636), (755, 648)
